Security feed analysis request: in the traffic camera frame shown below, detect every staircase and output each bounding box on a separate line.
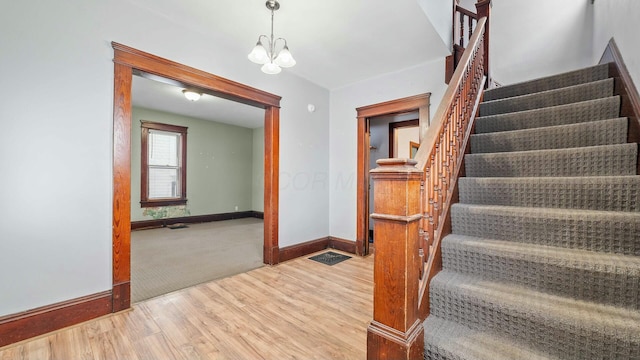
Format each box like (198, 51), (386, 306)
(423, 64), (640, 359)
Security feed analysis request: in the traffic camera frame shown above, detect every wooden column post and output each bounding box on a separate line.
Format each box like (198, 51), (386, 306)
(367, 159), (424, 360)
(476, 0), (491, 82)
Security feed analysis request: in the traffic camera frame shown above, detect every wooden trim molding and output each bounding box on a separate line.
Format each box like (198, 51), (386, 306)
(112, 62), (132, 313)
(131, 211), (265, 230)
(112, 42), (282, 321)
(329, 236), (358, 254)
(140, 121), (188, 208)
(356, 93), (430, 257)
(388, 119), (419, 157)
(279, 237), (331, 263)
(0, 291), (112, 348)
(263, 106), (280, 265)
(599, 38), (640, 171)
(278, 237), (358, 263)
(112, 43), (281, 108)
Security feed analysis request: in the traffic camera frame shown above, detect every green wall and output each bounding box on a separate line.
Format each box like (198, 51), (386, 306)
(252, 127), (265, 212)
(131, 106), (263, 221)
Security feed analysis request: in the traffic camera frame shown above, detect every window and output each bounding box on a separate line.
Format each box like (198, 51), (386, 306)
(140, 121), (188, 207)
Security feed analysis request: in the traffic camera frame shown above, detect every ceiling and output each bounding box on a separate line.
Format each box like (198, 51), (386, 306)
(132, 75), (266, 128)
(129, 0), (449, 126)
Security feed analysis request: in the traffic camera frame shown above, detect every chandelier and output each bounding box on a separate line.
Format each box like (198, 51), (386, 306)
(248, 0), (296, 74)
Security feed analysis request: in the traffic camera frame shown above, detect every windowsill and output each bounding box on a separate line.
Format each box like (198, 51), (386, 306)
(140, 199), (188, 208)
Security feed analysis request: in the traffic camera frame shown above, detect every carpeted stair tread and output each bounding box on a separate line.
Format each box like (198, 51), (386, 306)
(465, 143), (637, 177)
(423, 316), (551, 360)
(483, 64), (610, 101)
(458, 176), (640, 211)
(475, 96), (621, 134)
(425, 64), (640, 359)
(441, 234), (640, 309)
(479, 78), (614, 116)
(470, 117), (628, 153)
(450, 204), (640, 255)
(429, 270), (640, 360)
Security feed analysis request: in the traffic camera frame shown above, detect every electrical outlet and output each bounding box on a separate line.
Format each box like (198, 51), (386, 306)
(235, 206), (238, 211)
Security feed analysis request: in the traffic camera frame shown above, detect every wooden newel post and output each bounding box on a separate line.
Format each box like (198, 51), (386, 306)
(367, 158), (424, 360)
(476, 0), (491, 83)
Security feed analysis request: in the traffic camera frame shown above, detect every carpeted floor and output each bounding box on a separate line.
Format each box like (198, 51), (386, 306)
(131, 218), (264, 303)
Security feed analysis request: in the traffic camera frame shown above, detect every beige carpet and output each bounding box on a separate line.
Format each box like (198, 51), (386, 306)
(131, 218), (264, 303)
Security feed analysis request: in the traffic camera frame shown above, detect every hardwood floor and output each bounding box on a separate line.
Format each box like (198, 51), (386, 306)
(0, 250), (373, 360)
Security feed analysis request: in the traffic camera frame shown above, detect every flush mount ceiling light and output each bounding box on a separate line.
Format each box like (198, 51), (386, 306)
(248, 0), (296, 75)
(182, 89), (202, 101)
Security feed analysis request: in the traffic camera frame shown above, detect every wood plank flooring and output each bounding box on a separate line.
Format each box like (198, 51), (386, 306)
(0, 251), (373, 360)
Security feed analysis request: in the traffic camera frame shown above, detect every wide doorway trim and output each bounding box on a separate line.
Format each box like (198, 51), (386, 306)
(355, 93), (430, 256)
(112, 42), (281, 312)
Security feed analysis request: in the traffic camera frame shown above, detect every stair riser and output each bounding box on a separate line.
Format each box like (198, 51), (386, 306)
(484, 64), (610, 101)
(476, 96), (621, 134)
(458, 177), (640, 212)
(423, 316), (549, 360)
(470, 118), (628, 154)
(451, 205), (640, 256)
(430, 277), (640, 360)
(441, 239), (640, 310)
(465, 143), (638, 178)
(480, 78), (614, 116)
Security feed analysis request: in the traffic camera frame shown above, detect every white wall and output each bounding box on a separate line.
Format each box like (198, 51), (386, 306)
(417, 0), (454, 51)
(490, 0), (594, 84)
(396, 127), (420, 159)
(329, 59), (447, 240)
(592, 0), (640, 88)
(0, 0), (329, 316)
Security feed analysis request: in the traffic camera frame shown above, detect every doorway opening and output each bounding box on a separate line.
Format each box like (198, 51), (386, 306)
(112, 42), (281, 312)
(367, 116), (419, 245)
(128, 73), (266, 303)
(355, 94), (430, 256)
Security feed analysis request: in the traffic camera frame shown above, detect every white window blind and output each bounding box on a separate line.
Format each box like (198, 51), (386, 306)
(148, 130), (181, 199)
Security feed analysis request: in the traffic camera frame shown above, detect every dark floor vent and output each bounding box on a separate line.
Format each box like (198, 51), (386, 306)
(309, 251), (351, 266)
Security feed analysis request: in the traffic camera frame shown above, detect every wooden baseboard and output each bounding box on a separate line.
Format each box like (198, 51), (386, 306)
(599, 38), (640, 173)
(112, 282), (130, 313)
(279, 237), (330, 263)
(278, 236), (357, 263)
(329, 236), (357, 254)
(0, 291), (113, 348)
(131, 211), (265, 230)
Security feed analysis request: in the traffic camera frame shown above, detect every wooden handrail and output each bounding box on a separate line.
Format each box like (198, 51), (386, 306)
(366, 6), (489, 358)
(415, 17), (486, 171)
(414, 17), (487, 317)
(455, 5), (478, 20)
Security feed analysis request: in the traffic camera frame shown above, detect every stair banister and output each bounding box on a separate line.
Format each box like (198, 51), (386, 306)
(414, 15), (487, 318)
(366, 4), (489, 359)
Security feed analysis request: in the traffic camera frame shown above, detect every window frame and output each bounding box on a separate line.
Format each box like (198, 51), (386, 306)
(140, 121), (188, 207)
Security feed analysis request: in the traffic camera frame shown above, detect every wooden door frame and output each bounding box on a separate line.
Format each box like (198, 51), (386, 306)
(112, 42), (281, 312)
(355, 93), (430, 256)
(388, 119), (419, 157)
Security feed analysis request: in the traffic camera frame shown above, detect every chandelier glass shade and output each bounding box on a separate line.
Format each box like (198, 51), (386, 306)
(248, 0), (296, 74)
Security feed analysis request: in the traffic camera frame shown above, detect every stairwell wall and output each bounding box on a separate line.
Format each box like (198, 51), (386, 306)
(592, 0), (640, 88)
(489, 0), (594, 85)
